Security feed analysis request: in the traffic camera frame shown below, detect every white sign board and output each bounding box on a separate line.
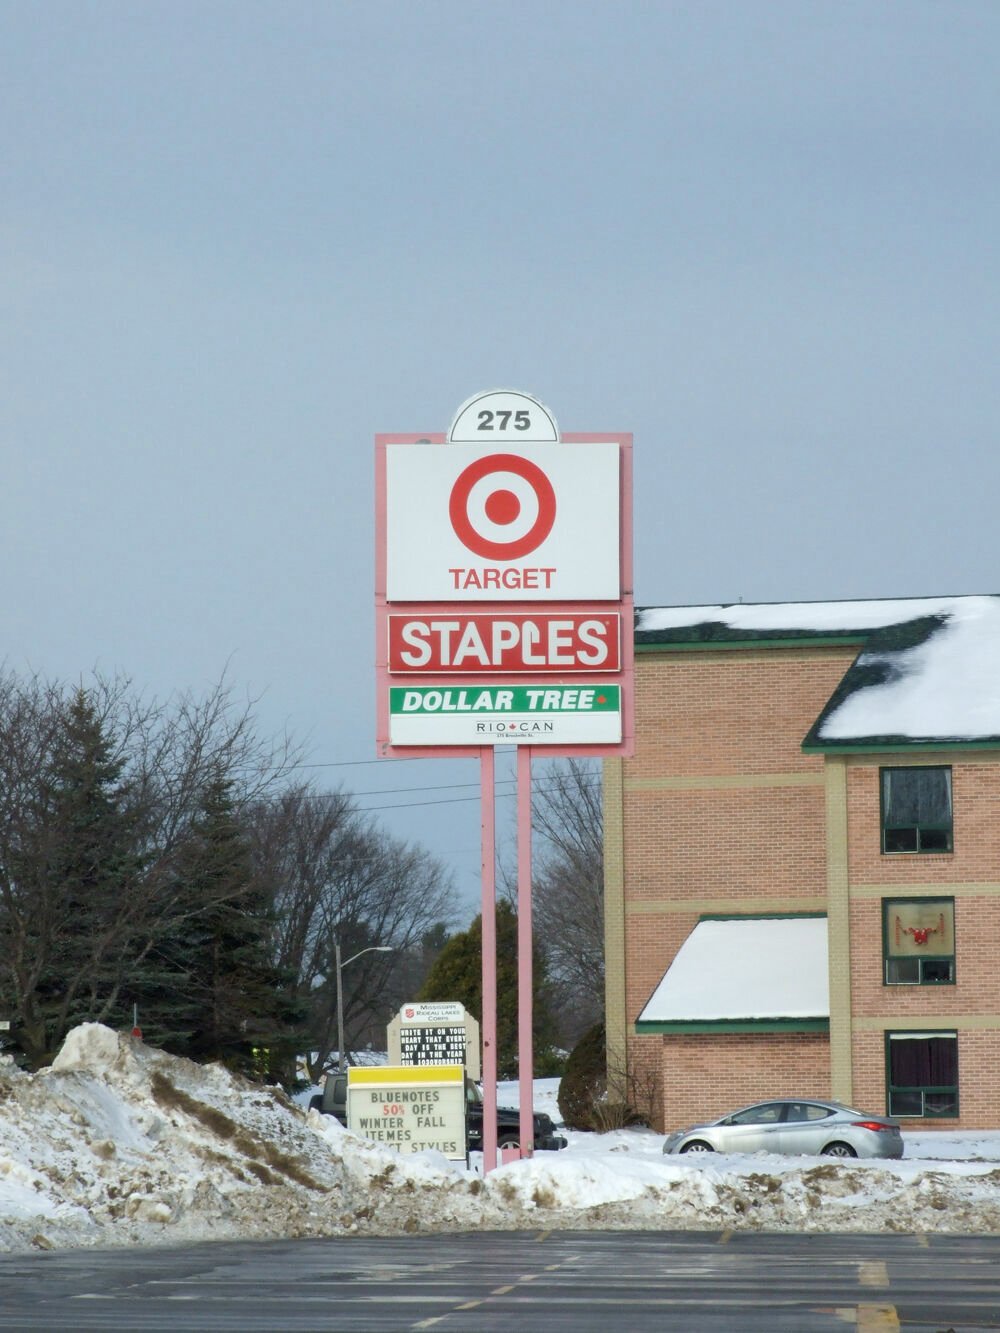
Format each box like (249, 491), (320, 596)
(385, 442), (620, 602)
(401, 1001), (466, 1023)
(388, 683), (622, 746)
(347, 1065), (466, 1161)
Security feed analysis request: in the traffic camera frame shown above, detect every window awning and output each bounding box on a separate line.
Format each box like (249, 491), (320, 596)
(635, 916), (829, 1034)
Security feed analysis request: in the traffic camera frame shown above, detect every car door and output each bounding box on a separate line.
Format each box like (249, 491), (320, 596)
(775, 1101), (836, 1155)
(716, 1101), (787, 1153)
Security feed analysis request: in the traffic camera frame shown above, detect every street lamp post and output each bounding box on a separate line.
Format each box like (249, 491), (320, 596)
(335, 942), (394, 1073)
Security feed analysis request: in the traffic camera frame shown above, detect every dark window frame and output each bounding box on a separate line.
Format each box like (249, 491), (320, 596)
(880, 765), (953, 855)
(882, 896), (956, 986)
(885, 1030), (959, 1119)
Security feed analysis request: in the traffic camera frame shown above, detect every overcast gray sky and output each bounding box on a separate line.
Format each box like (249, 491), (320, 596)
(4, 1), (998, 916)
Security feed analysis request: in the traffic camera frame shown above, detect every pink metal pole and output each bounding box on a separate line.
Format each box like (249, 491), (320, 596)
(517, 745), (534, 1155)
(480, 746), (498, 1174)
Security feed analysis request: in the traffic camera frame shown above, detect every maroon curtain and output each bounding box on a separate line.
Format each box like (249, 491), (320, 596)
(890, 1035), (956, 1086)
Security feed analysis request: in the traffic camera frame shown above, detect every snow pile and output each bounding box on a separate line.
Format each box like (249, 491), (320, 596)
(2, 1027), (1000, 1254)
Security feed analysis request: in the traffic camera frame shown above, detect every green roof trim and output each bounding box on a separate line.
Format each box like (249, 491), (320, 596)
(635, 636), (867, 653)
(634, 1018), (829, 1035)
(803, 738), (1000, 754)
(697, 911), (826, 921)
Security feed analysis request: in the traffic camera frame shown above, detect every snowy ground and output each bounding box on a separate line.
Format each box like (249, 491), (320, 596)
(2, 1026), (1000, 1255)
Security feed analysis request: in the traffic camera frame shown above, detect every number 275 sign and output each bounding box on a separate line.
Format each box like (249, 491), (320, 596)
(375, 390), (633, 756)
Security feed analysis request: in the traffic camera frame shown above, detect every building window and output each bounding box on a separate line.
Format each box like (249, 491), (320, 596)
(881, 766), (952, 853)
(883, 898), (955, 984)
(886, 1032), (958, 1118)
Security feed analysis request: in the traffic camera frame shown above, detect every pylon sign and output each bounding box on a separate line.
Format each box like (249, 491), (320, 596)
(375, 389), (634, 757)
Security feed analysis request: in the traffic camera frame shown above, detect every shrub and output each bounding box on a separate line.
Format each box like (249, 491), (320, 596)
(557, 1021), (606, 1130)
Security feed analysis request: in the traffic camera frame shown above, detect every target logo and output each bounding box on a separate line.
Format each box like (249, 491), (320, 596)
(448, 454), (556, 560)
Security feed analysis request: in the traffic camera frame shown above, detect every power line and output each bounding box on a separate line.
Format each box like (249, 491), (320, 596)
(274, 773), (600, 813)
(352, 776), (602, 813)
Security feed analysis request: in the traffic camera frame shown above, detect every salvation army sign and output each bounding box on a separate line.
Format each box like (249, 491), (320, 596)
(375, 389), (634, 757)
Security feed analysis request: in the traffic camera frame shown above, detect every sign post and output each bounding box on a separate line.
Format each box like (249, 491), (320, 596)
(375, 390), (633, 1170)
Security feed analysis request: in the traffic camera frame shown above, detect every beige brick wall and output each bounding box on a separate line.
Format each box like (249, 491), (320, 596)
(661, 1033), (831, 1129)
(850, 1029), (1000, 1129)
(844, 758), (1000, 1127)
(610, 642), (1000, 1132)
(846, 758), (1000, 887)
(613, 646), (855, 1132)
(630, 649), (855, 779)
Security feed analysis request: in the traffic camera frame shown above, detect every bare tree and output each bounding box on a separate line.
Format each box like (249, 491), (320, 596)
(248, 789), (457, 1079)
(529, 758), (604, 1043)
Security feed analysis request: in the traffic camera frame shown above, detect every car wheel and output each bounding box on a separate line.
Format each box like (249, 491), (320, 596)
(821, 1141), (857, 1158)
(497, 1136), (520, 1150)
(679, 1140), (714, 1154)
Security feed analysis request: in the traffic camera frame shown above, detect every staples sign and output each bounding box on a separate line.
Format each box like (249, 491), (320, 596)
(388, 612), (621, 674)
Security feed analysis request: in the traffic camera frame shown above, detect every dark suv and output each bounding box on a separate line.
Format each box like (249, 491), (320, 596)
(309, 1073), (567, 1151)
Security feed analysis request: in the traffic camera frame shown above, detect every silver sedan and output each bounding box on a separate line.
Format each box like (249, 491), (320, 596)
(662, 1098), (903, 1159)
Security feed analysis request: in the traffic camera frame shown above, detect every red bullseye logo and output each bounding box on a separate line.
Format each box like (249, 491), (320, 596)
(448, 454), (556, 560)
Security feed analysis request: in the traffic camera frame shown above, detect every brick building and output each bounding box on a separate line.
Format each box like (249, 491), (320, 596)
(603, 595), (1000, 1132)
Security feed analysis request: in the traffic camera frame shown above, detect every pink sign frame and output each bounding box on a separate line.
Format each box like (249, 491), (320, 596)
(374, 432), (634, 759)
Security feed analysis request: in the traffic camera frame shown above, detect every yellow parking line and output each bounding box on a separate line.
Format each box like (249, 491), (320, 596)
(859, 1261), (889, 1287)
(856, 1304), (899, 1331)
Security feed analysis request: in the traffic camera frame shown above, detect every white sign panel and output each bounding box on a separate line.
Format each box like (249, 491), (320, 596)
(347, 1064), (466, 1161)
(385, 442), (620, 602)
(389, 683), (622, 746)
(401, 1001), (466, 1023)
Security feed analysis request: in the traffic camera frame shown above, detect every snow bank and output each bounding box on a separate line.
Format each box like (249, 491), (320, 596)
(2, 1027), (1000, 1253)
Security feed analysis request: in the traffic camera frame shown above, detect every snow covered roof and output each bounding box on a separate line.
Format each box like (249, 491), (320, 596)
(635, 594), (1000, 750)
(636, 916), (829, 1028)
(637, 596), (960, 641)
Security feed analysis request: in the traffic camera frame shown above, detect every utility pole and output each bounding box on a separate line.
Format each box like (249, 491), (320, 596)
(335, 942), (394, 1073)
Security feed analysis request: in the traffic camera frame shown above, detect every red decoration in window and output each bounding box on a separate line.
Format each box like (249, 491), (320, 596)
(894, 913), (946, 948)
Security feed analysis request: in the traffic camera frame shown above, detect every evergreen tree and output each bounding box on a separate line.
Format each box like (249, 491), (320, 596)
(31, 689), (144, 1056)
(417, 902), (559, 1078)
(151, 773), (302, 1076)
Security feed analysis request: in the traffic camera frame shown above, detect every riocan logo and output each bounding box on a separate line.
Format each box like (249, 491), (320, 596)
(448, 453), (556, 560)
